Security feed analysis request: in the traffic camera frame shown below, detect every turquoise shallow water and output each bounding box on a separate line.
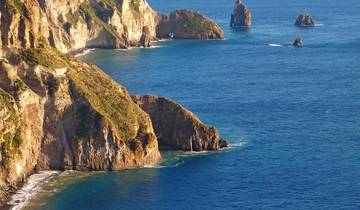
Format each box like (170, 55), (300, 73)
(22, 0), (360, 209)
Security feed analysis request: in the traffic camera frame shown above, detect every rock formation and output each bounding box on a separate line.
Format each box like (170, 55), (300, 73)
(0, 0), (228, 205)
(295, 13), (315, 27)
(131, 95), (228, 151)
(156, 10), (224, 40)
(293, 38), (303, 47)
(139, 26), (152, 48)
(230, 0), (251, 28)
(0, 0), (224, 54)
(0, 47), (161, 203)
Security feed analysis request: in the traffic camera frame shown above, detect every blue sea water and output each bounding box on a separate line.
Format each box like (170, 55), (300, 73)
(23, 0), (360, 209)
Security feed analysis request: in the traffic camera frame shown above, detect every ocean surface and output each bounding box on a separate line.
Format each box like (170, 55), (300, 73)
(20, 0), (360, 209)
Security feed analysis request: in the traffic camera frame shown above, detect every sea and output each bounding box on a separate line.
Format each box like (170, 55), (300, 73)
(13, 0), (360, 209)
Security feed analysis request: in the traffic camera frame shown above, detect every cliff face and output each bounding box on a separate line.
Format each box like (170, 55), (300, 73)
(157, 10), (224, 40)
(0, 0), (224, 53)
(0, 0), (159, 53)
(132, 95), (228, 151)
(0, 47), (160, 203)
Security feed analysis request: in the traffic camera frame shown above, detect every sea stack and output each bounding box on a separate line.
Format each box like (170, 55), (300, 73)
(295, 13), (315, 27)
(293, 38), (304, 47)
(230, 0), (252, 28)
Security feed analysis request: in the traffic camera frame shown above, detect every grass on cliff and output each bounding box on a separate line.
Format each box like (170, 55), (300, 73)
(0, 89), (22, 160)
(130, 0), (140, 13)
(19, 47), (149, 140)
(184, 13), (215, 33)
(79, 3), (119, 38)
(6, 0), (26, 17)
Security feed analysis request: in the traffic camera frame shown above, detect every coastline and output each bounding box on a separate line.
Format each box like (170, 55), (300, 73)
(5, 171), (60, 210)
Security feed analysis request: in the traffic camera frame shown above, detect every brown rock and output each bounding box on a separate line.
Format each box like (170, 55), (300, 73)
(131, 95), (228, 151)
(230, 0), (252, 28)
(139, 26), (152, 48)
(0, 47), (161, 202)
(293, 38), (303, 47)
(295, 13), (315, 27)
(156, 10), (224, 40)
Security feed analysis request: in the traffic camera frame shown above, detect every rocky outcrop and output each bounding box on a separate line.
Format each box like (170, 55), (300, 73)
(0, 0), (223, 54)
(156, 10), (224, 40)
(293, 38), (303, 47)
(131, 95), (228, 151)
(230, 0), (251, 28)
(139, 26), (152, 48)
(0, 47), (161, 203)
(295, 13), (315, 27)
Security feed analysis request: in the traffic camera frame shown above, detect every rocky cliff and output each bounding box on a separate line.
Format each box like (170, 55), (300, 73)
(230, 0), (251, 29)
(132, 95), (228, 151)
(157, 10), (224, 40)
(0, 0), (224, 53)
(0, 0), (227, 206)
(0, 47), (161, 203)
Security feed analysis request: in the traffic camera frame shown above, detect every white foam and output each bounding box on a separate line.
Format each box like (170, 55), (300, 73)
(315, 23), (324, 27)
(229, 141), (247, 148)
(74, 49), (95, 57)
(8, 171), (60, 210)
(268, 43), (283, 47)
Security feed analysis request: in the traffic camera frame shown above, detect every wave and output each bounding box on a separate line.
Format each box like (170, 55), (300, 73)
(268, 43), (283, 47)
(229, 142), (247, 148)
(8, 171), (60, 210)
(144, 160), (185, 169)
(315, 23), (324, 27)
(74, 49), (95, 57)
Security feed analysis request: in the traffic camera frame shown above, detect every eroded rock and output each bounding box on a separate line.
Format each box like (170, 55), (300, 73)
(295, 13), (315, 27)
(230, 0), (252, 28)
(131, 95), (228, 151)
(156, 10), (224, 40)
(293, 38), (303, 47)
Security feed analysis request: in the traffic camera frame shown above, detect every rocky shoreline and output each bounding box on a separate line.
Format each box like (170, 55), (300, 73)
(0, 0), (228, 207)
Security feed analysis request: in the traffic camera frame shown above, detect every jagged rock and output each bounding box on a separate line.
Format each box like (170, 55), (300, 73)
(0, 0), (224, 53)
(156, 10), (224, 40)
(139, 26), (151, 48)
(0, 47), (161, 202)
(230, 0), (251, 28)
(295, 13), (315, 27)
(293, 38), (303, 47)
(131, 95), (228, 151)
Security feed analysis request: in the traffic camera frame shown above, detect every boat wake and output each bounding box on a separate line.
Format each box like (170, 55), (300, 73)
(8, 171), (60, 210)
(268, 43), (283, 47)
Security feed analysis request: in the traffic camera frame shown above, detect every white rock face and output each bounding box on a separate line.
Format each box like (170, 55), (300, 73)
(0, 0), (160, 53)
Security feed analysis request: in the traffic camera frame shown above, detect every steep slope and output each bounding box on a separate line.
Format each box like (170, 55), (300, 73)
(0, 47), (161, 203)
(132, 95), (228, 151)
(0, 0), (224, 53)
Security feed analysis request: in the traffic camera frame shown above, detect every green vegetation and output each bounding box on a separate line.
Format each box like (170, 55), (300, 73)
(67, 62), (149, 140)
(20, 48), (70, 69)
(66, 10), (81, 28)
(7, 0), (26, 17)
(79, 3), (119, 37)
(130, 0), (140, 13)
(0, 89), (22, 159)
(19, 47), (149, 141)
(184, 13), (214, 33)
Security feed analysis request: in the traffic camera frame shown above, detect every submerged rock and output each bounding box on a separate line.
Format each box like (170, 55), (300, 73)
(156, 10), (224, 40)
(293, 38), (303, 47)
(230, 0), (252, 28)
(131, 95), (229, 151)
(295, 13), (315, 27)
